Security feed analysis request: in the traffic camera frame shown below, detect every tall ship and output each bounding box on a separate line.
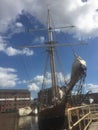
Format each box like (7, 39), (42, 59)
(37, 10), (87, 121)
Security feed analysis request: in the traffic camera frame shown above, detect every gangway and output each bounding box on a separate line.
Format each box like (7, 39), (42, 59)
(66, 104), (98, 130)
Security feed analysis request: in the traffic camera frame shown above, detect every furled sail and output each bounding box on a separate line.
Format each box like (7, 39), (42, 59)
(65, 55), (86, 96)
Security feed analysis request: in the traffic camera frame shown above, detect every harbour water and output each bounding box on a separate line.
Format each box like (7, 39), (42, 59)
(0, 113), (67, 130)
(0, 113), (38, 130)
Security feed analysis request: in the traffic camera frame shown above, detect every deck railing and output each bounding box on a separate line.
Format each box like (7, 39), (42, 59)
(67, 105), (92, 130)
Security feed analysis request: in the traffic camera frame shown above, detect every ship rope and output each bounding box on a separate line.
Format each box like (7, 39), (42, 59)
(73, 70), (86, 105)
(41, 52), (50, 90)
(55, 48), (68, 85)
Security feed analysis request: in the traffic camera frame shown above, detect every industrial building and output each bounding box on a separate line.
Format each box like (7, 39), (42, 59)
(0, 89), (31, 112)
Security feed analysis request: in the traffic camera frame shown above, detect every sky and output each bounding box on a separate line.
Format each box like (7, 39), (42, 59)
(0, 0), (98, 98)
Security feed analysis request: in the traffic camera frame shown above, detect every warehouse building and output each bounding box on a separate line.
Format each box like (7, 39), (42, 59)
(0, 89), (31, 112)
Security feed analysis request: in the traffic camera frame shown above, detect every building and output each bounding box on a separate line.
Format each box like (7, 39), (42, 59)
(0, 89), (31, 112)
(84, 93), (98, 104)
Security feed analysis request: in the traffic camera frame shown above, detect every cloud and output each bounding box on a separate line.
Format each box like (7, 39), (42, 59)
(6, 47), (33, 56)
(56, 72), (70, 84)
(0, 0), (23, 33)
(0, 36), (33, 56)
(33, 72), (52, 86)
(33, 75), (44, 85)
(27, 72), (69, 92)
(18, 80), (27, 84)
(0, 0), (98, 39)
(85, 83), (98, 93)
(28, 83), (39, 91)
(73, 83), (98, 94)
(22, 0), (98, 38)
(15, 22), (23, 28)
(5, 22), (24, 39)
(0, 67), (18, 88)
(34, 36), (45, 43)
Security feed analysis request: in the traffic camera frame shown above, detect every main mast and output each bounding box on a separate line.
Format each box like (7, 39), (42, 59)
(47, 10), (57, 100)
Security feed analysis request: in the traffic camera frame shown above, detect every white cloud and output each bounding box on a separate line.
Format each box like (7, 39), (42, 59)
(72, 83), (98, 94)
(15, 22), (23, 28)
(0, 0), (24, 32)
(0, 67), (18, 88)
(56, 72), (69, 83)
(33, 75), (44, 85)
(6, 47), (33, 56)
(27, 72), (69, 92)
(21, 48), (34, 56)
(18, 80), (27, 84)
(28, 83), (39, 91)
(33, 72), (52, 86)
(85, 83), (98, 93)
(22, 0), (98, 38)
(34, 36), (45, 43)
(0, 0), (98, 37)
(0, 0), (98, 39)
(6, 47), (21, 56)
(0, 36), (33, 56)
(6, 22), (24, 38)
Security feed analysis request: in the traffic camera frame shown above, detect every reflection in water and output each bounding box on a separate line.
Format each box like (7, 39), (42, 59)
(0, 113), (67, 130)
(19, 116), (32, 127)
(18, 115), (39, 130)
(0, 113), (39, 130)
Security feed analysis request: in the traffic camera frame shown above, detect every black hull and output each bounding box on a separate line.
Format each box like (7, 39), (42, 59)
(38, 114), (68, 130)
(38, 102), (65, 120)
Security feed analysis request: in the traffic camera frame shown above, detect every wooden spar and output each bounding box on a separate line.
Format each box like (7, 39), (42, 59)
(47, 9), (57, 100)
(18, 42), (87, 49)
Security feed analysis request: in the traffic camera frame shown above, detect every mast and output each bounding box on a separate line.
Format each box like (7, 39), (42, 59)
(47, 9), (57, 100)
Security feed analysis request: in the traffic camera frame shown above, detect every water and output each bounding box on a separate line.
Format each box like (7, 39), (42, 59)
(0, 113), (67, 130)
(0, 113), (38, 130)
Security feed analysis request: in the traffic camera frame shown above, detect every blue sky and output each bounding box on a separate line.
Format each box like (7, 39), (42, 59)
(0, 0), (98, 98)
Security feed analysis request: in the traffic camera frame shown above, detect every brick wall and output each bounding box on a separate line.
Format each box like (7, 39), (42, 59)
(0, 89), (31, 112)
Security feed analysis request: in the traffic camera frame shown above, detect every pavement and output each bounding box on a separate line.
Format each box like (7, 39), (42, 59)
(88, 121), (98, 130)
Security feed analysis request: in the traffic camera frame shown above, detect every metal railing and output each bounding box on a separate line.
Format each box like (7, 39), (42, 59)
(67, 105), (92, 130)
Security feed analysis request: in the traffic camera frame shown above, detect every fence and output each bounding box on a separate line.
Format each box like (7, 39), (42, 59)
(67, 105), (92, 130)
